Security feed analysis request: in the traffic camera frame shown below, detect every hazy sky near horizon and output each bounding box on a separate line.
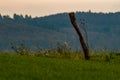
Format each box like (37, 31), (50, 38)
(0, 0), (120, 17)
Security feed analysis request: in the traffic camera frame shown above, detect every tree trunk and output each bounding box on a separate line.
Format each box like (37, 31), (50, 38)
(69, 12), (90, 60)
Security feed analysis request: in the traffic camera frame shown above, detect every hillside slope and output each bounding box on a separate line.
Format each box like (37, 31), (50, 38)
(0, 12), (120, 51)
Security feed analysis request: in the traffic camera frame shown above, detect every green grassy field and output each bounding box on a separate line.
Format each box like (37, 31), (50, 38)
(0, 53), (120, 80)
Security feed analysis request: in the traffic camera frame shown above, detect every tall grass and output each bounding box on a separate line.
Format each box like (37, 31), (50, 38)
(10, 42), (120, 61)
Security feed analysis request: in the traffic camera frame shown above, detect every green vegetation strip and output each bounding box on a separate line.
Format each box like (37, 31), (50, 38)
(0, 53), (120, 80)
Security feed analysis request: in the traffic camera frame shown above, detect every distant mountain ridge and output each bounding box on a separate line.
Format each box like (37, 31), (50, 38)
(0, 12), (120, 51)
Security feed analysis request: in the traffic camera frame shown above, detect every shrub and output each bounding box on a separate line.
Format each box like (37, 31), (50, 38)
(11, 43), (30, 55)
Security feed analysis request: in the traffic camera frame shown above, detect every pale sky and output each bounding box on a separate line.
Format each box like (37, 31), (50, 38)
(0, 0), (120, 17)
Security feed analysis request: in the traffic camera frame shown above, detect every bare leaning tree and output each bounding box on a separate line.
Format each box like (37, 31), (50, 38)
(69, 12), (90, 60)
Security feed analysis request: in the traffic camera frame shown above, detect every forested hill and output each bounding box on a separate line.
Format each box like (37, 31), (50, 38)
(0, 12), (120, 51)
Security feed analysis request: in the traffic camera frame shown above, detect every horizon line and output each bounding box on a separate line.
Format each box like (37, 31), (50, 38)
(0, 10), (120, 18)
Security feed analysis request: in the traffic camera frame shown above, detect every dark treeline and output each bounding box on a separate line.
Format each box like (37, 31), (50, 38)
(0, 12), (120, 29)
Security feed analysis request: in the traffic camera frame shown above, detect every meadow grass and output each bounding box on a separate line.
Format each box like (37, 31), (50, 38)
(0, 53), (120, 80)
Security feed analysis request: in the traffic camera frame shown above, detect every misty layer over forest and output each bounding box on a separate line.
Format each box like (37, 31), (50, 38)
(0, 12), (120, 51)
